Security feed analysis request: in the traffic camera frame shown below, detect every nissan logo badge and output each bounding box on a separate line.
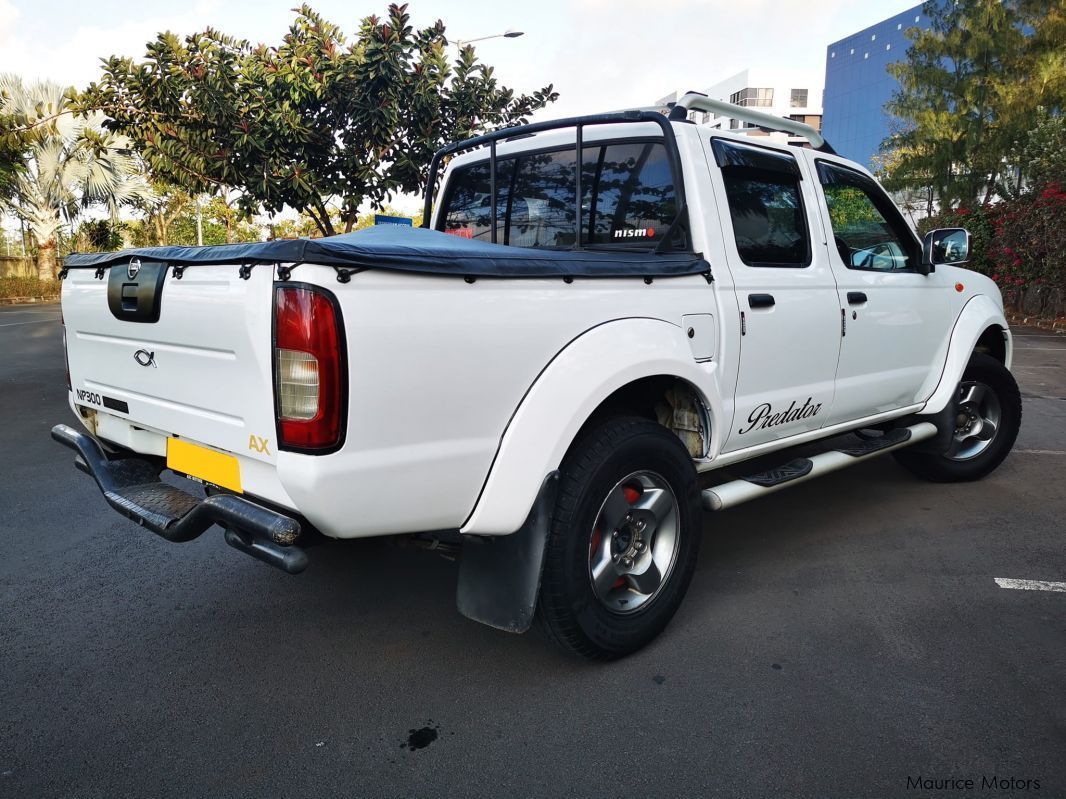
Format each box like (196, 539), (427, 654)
(134, 349), (156, 368)
(128, 257), (141, 280)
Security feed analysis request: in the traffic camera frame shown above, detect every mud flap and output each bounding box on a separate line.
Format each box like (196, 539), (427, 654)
(456, 472), (559, 633)
(905, 398), (958, 455)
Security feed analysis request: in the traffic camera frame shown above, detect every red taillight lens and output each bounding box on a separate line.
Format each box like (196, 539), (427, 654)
(273, 286), (346, 452)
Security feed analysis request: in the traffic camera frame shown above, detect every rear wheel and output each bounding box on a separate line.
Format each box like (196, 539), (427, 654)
(537, 417), (701, 660)
(894, 353), (1021, 482)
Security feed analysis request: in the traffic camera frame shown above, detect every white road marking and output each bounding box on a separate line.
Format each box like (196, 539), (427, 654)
(995, 578), (1066, 592)
(1017, 347), (1066, 351)
(1014, 449), (1066, 455)
(0, 318), (58, 328)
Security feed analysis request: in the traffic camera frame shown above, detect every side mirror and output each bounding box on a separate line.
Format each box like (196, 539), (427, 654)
(922, 227), (971, 271)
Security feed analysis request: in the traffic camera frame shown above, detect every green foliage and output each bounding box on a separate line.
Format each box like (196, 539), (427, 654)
(78, 4), (557, 236)
(823, 185), (882, 230)
(990, 182), (1066, 290)
(0, 124), (22, 203)
(71, 219), (124, 252)
(882, 0), (1066, 209)
(0, 276), (62, 299)
(1012, 109), (1066, 189)
(919, 181), (1066, 291)
(917, 204), (997, 277)
(168, 196), (262, 245)
(0, 74), (152, 278)
(269, 204), (419, 238)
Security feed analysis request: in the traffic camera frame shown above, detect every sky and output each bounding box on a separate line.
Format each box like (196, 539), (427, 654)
(0, 0), (918, 117)
(0, 0), (917, 232)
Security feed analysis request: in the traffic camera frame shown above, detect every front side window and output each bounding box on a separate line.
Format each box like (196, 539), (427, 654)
(439, 141), (682, 251)
(714, 139), (810, 268)
(817, 162), (918, 272)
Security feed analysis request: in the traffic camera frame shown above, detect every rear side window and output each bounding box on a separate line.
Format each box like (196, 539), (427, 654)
(439, 141), (682, 250)
(713, 139), (810, 268)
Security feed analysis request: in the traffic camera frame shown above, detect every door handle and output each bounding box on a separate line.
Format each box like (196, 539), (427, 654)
(847, 291), (868, 305)
(748, 293), (775, 309)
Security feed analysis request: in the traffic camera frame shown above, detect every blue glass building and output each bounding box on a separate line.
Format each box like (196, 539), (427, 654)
(822, 4), (933, 168)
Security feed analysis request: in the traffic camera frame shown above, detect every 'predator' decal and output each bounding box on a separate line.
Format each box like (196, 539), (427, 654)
(738, 398), (822, 435)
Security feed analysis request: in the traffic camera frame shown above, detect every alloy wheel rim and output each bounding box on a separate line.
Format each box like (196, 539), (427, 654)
(948, 380), (1001, 461)
(587, 470), (680, 614)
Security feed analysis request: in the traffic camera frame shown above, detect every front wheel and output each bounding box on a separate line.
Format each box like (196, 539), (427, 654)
(894, 353), (1021, 482)
(537, 417), (701, 660)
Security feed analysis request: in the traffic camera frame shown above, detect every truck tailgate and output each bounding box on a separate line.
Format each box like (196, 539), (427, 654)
(62, 264), (276, 469)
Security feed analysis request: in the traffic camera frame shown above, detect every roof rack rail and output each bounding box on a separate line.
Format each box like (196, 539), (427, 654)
(670, 91), (835, 154)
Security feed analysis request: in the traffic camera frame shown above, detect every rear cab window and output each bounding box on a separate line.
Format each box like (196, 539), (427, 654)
(439, 139), (685, 251)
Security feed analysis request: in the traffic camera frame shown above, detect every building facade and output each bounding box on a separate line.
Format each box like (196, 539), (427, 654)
(821, 4), (933, 168)
(657, 68), (823, 148)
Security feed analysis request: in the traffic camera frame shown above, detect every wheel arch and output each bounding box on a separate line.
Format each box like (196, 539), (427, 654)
(974, 323), (1008, 365)
(460, 318), (720, 536)
(921, 295), (1011, 415)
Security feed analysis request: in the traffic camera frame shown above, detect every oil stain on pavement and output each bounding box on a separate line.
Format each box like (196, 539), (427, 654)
(403, 724), (440, 751)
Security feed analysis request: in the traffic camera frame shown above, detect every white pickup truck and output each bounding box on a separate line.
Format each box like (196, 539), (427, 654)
(54, 93), (1020, 659)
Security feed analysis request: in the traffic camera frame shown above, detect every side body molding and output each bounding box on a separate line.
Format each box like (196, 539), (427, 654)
(920, 294), (1011, 415)
(461, 318), (720, 536)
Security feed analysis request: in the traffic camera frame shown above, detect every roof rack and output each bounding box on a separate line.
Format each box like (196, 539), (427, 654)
(670, 92), (835, 154)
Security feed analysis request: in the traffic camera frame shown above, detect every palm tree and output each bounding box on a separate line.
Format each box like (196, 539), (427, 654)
(0, 75), (152, 279)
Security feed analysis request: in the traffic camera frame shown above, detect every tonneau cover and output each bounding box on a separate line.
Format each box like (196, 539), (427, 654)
(63, 225), (709, 278)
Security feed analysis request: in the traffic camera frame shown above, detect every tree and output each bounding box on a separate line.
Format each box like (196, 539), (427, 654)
(882, 0), (1065, 209)
(0, 75), (153, 279)
(79, 4), (557, 237)
(69, 219), (125, 253)
(1011, 109), (1066, 190)
(0, 115), (22, 204)
(169, 196), (262, 246)
(131, 180), (194, 246)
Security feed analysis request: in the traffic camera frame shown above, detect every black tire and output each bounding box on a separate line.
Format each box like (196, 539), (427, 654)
(894, 353), (1021, 482)
(537, 416), (701, 660)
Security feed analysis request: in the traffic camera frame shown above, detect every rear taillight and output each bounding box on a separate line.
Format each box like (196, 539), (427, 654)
(273, 285), (346, 452)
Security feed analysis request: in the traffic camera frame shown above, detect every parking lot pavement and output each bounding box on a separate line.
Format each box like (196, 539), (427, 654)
(1, 304), (1063, 799)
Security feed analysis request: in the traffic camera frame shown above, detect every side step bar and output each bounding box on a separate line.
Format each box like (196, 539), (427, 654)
(701, 422), (937, 511)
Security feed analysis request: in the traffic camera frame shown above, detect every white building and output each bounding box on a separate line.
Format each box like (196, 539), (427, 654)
(657, 68), (823, 148)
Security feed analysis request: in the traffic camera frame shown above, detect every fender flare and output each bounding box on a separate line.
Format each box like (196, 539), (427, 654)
(921, 294), (1011, 415)
(460, 317), (719, 536)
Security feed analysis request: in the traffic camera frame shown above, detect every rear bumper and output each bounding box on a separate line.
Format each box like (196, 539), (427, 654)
(51, 423), (308, 574)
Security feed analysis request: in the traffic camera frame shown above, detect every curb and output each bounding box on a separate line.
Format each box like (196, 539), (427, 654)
(1005, 311), (1066, 333)
(0, 297), (59, 306)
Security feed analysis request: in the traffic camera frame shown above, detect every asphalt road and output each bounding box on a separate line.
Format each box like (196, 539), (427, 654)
(2, 303), (1064, 798)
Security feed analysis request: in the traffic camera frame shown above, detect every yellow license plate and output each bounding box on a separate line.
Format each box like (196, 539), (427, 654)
(166, 437), (242, 493)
